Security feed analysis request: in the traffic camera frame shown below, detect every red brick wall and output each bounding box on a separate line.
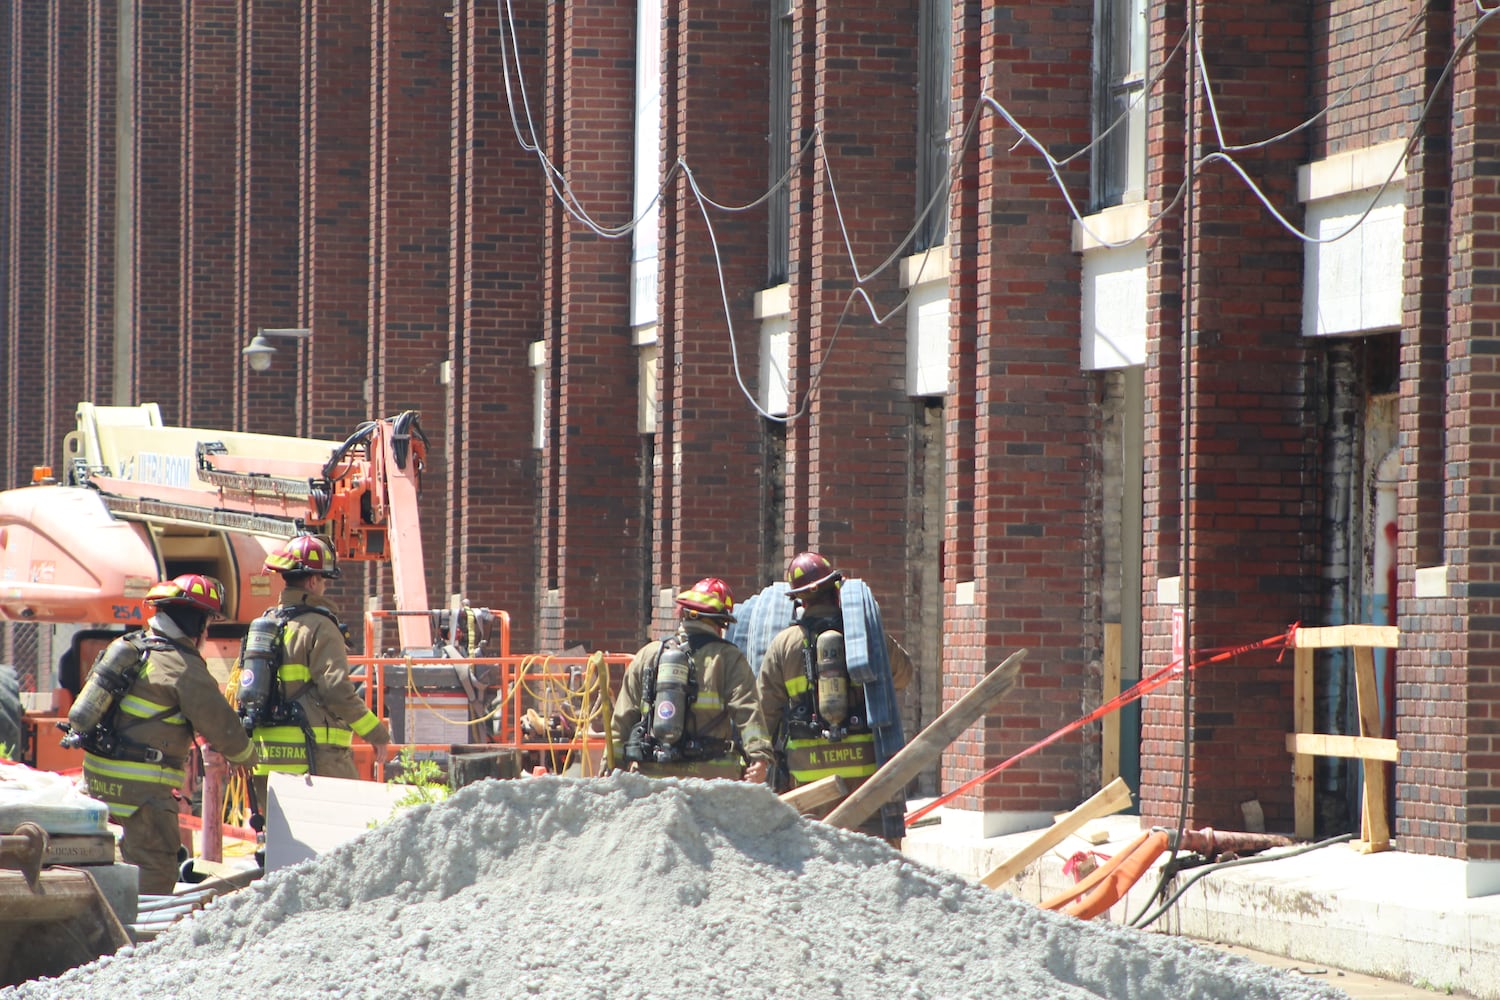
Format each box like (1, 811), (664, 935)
(2, 5), (13, 482)
(44, 5), (90, 463)
(6, 0), (1497, 871)
(4, 5), (50, 486)
(132, 1), (185, 415)
(1436, 6), (1500, 863)
(538, 0), (642, 652)
(236, 1), (304, 435)
(452, 0), (544, 652)
(183, 1), (241, 431)
(781, 0), (918, 640)
(943, 0), (1096, 816)
(1139, 1), (1317, 834)
(659, 0), (769, 613)
(83, 4), (118, 407)
(304, 2), (378, 624)
(1140, 0), (1188, 827)
(1313, 0), (1415, 152)
(946, 1), (985, 786)
(306, 1), (373, 439)
(368, 1), (454, 618)
(1394, 3), (1460, 860)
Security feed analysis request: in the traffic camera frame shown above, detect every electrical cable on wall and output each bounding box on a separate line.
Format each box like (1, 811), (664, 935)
(1170, 0), (1201, 896)
(492, 0), (1476, 431)
(492, 0), (1497, 429)
(1197, 4), (1498, 247)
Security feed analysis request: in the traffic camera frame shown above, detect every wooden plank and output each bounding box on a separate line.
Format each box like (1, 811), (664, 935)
(1101, 623), (1122, 784)
(1284, 732), (1399, 763)
(1290, 625), (1399, 650)
(824, 650), (1026, 831)
(1292, 646), (1315, 841)
(1352, 644), (1390, 849)
(779, 775), (847, 814)
(979, 778), (1134, 889)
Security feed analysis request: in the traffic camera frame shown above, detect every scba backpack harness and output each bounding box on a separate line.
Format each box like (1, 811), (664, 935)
(61, 631), (193, 766)
(624, 631), (738, 767)
(234, 604), (345, 775)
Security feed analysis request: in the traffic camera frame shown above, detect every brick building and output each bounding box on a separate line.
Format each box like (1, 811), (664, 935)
(2, 1), (1496, 894)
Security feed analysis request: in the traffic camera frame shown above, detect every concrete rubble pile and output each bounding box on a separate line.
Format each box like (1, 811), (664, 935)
(1, 774), (1348, 999)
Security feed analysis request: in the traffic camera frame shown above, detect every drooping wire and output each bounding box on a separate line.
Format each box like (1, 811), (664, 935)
(489, 0), (1497, 425)
(488, 0), (1177, 420)
(497, 0), (679, 240)
(1053, 29), (1188, 170)
(1165, 0), (1202, 897)
(1192, 3), (1499, 247)
(489, 0), (1178, 417)
(714, 99), (992, 422)
(1198, 4), (1428, 154)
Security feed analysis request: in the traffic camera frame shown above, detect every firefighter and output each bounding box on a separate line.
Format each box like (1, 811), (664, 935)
(250, 534), (390, 807)
(755, 552), (912, 832)
(78, 574), (257, 894)
(612, 578), (774, 782)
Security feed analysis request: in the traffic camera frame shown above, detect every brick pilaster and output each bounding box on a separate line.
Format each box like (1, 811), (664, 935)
(183, 1), (241, 430)
(4, 5), (50, 483)
(43, 5), (90, 458)
(235, 1), (304, 435)
(957, 0), (1095, 816)
(658, 0), (769, 618)
(1138, 0), (1188, 829)
(132, 1), (185, 415)
(1394, 2), (1458, 858)
(943, 0), (985, 808)
(1440, 5), (1500, 863)
(451, 0), (544, 652)
(304, 0), (372, 440)
(539, 0), (641, 651)
(83, 4), (118, 406)
(368, 1), (454, 617)
(1139, 0), (1315, 832)
(781, 0), (918, 637)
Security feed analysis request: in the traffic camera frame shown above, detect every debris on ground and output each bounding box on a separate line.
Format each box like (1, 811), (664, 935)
(1, 774), (1349, 999)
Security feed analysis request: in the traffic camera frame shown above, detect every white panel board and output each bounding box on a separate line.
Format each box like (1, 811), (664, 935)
(905, 279), (951, 396)
(1303, 186), (1403, 337)
(759, 316), (790, 416)
(630, 0), (662, 327)
(265, 772), (412, 872)
(1081, 243), (1148, 369)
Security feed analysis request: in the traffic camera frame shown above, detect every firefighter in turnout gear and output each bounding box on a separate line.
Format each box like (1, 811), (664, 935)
(756, 552), (912, 835)
(249, 535), (390, 807)
(76, 574), (256, 893)
(612, 579), (774, 782)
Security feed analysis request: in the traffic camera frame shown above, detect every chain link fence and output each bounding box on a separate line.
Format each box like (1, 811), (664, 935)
(1, 622), (47, 693)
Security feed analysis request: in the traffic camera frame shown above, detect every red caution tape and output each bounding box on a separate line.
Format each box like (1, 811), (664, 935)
(904, 623), (1298, 827)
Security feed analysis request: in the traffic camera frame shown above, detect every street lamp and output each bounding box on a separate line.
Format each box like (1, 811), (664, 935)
(242, 327), (312, 372)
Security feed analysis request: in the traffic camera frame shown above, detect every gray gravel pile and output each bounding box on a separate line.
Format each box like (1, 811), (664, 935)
(2, 774), (1348, 999)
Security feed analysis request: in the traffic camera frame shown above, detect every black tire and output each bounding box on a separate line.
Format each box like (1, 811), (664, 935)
(0, 665), (22, 761)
